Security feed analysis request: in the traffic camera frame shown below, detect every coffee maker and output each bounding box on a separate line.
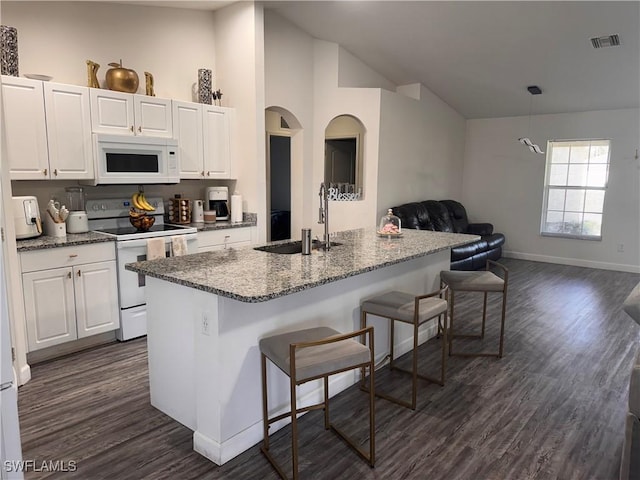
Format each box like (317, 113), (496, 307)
(206, 186), (229, 221)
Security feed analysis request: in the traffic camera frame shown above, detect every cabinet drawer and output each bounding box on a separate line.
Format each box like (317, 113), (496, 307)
(197, 228), (251, 248)
(20, 242), (116, 273)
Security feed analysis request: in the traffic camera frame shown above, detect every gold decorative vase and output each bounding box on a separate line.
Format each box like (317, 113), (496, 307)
(106, 59), (139, 93)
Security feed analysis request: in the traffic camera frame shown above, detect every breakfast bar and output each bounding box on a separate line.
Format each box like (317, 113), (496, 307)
(126, 228), (478, 465)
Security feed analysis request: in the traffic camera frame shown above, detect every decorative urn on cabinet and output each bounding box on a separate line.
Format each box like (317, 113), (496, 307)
(106, 59), (139, 93)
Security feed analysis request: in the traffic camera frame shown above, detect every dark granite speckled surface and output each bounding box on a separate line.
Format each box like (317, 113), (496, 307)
(16, 232), (115, 252)
(126, 227), (478, 303)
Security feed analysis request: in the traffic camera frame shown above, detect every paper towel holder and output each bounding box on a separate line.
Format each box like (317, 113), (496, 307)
(231, 192), (243, 223)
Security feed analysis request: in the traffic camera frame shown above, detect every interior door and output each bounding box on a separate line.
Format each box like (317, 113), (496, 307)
(268, 135), (291, 241)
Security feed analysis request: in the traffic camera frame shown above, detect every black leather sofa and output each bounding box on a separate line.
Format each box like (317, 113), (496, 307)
(391, 199), (505, 270)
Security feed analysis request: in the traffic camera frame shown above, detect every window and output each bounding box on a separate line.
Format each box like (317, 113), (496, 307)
(541, 139), (611, 239)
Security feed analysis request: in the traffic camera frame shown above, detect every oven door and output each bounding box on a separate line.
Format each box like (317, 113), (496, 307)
(116, 233), (198, 309)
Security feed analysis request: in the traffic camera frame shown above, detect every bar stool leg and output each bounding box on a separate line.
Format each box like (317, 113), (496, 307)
(440, 311), (447, 384)
(261, 353), (270, 451)
(411, 321), (419, 410)
(324, 376), (330, 429)
(498, 288), (507, 358)
(449, 290), (455, 356)
(481, 291), (488, 338)
(389, 320), (395, 369)
(290, 369), (299, 478)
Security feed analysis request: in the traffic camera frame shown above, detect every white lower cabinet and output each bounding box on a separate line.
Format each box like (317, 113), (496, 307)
(20, 243), (119, 351)
(197, 227), (253, 253)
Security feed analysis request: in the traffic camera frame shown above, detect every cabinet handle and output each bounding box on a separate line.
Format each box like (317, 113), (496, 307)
(130, 125), (134, 133)
(201, 171), (205, 177)
(67, 272), (71, 279)
(68, 254), (78, 258)
(206, 171), (211, 177)
(77, 270), (81, 277)
(43, 168), (48, 176)
(138, 126), (142, 133)
(53, 169), (58, 176)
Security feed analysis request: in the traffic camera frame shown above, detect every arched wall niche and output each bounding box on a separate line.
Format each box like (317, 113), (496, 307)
(324, 114), (366, 200)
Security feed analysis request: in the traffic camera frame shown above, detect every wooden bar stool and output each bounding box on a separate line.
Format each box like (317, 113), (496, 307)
(360, 286), (448, 410)
(259, 326), (375, 480)
(440, 260), (509, 358)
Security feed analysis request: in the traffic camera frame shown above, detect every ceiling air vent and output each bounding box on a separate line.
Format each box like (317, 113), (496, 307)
(591, 34), (620, 49)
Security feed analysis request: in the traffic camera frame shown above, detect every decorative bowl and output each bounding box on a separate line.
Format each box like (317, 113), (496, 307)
(129, 214), (155, 231)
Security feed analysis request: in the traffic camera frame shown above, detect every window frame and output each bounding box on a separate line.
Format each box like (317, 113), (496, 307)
(540, 138), (611, 241)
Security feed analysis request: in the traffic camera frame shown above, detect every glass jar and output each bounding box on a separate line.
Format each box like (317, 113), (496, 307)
(378, 208), (401, 236)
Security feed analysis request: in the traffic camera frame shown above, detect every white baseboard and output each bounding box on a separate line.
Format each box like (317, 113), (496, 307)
(17, 364), (31, 386)
(503, 250), (640, 274)
(193, 371), (358, 466)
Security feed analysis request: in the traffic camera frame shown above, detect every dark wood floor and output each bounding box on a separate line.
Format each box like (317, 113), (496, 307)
(18, 259), (640, 480)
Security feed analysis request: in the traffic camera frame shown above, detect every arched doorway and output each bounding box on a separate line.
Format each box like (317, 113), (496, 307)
(265, 107), (302, 241)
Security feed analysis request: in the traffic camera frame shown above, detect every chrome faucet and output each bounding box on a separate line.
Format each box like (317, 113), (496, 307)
(318, 182), (330, 250)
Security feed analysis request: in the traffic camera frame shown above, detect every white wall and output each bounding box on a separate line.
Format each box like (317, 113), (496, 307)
(377, 84), (467, 220)
(337, 47), (396, 91)
(463, 108), (640, 272)
(1, 2), (217, 101)
(313, 42), (382, 234)
(264, 10), (315, 238)
(214, 2), (266, 240)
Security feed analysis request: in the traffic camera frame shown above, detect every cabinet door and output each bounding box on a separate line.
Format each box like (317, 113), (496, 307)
(23, 268), (77, 351)
(74, 261), (120, 338)
(90, 89), (135, 135)
(134, 95), (173, 137)
(44, 82), (94, 179)
(1, 76), (49, 179)
(203, 106), (231, 179)
(173, 100), (204, 179)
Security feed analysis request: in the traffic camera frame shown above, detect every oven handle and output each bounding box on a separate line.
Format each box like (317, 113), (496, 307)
(116, 233), (198, 250)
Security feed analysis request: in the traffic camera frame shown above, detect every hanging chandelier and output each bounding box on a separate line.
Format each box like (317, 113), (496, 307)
(518, 85), (545, 154)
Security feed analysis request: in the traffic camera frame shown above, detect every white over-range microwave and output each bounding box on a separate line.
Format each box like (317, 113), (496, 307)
(84, 134), (180, 185)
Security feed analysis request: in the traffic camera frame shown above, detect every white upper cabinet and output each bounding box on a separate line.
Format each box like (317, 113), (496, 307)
(172, 100), (204, 179)
(2, 76), (49, 179)
(90, 89), (172, 137)
(2, 76), (93, 180)
(44, 82), (93, 179)
(203, 105), (234, 179)
(174, 101), (235, 179)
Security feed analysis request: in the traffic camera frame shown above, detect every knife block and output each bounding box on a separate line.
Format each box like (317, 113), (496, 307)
(44, 213), (66, 237)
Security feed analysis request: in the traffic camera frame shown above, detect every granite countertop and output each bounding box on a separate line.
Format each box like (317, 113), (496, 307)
(16, 232), (116, 252)
(192, 220), (256, 231)
(125, 228), (479, 303)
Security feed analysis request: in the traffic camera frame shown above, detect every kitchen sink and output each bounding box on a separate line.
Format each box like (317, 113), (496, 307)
(254, 240), (342, 254)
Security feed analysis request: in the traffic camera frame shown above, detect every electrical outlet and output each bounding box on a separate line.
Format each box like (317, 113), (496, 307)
(201, 312), (210, 336)
(617, 243), (625, 253)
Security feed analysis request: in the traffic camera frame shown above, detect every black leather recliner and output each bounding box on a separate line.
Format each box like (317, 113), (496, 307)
(391, 199), (505, 270)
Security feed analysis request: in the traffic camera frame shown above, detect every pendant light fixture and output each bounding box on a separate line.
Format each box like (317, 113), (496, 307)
(518, 85), (544, 154)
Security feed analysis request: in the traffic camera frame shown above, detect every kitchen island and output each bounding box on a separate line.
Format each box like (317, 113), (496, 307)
(126, 227), (478, 465)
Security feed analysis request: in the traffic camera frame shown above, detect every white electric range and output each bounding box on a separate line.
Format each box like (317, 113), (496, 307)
(87, 197), (198, 341)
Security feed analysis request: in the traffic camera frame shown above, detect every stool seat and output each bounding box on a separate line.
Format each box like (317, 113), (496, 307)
(440, 270), (504, 292)
(259, 327), (371, 382)
(361, 291), (448, 324)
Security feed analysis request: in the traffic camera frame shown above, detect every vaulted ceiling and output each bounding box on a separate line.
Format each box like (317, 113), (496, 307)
(265, 1), (640, 119)
(119, 1), (640, 119)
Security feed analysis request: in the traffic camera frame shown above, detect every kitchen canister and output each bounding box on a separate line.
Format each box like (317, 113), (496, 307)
(0, 25), (18, 76)
(231, 193), (243, 223)
(197, 68), (212, 104)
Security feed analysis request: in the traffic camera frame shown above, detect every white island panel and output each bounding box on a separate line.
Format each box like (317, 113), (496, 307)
(145, 249), (450, 465)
